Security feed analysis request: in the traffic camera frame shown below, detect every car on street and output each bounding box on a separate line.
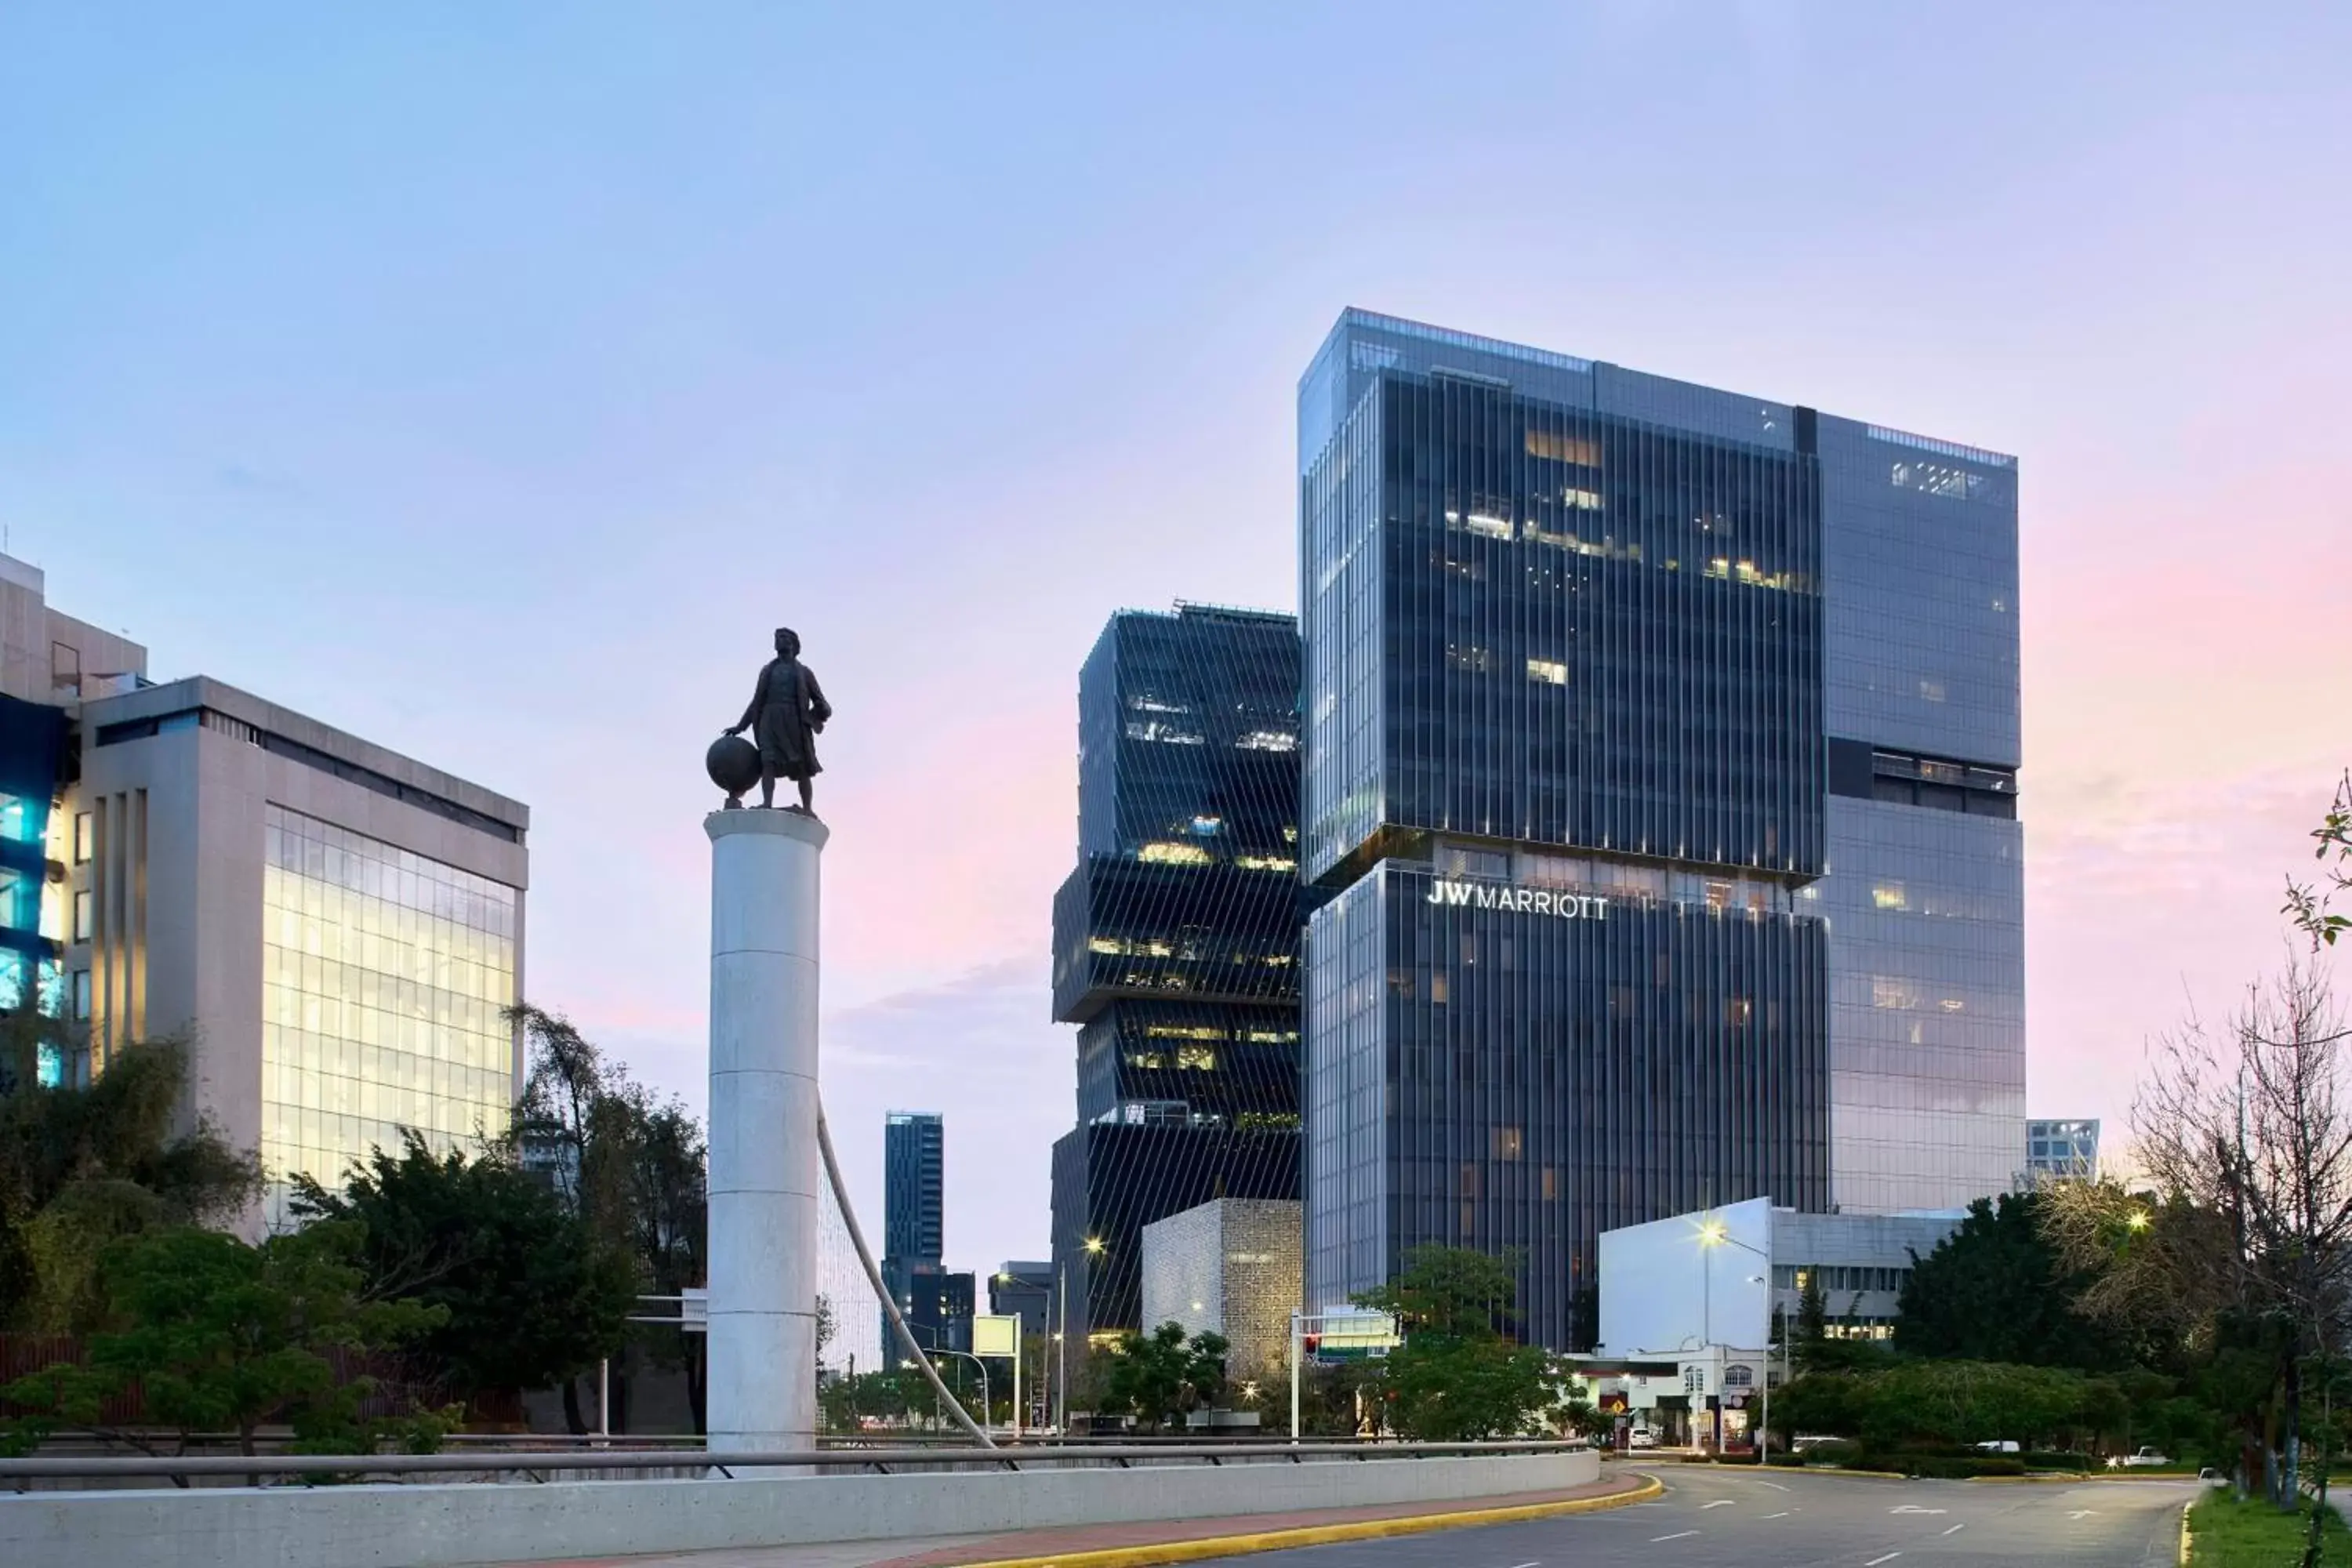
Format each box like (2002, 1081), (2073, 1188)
(1628, 1428), (1658, 1449)
(2122, 1447), (2171, 1467)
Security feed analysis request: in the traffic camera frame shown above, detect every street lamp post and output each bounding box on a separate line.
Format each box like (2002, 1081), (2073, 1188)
(929, 1347), (992, 1434)
(1058, 1236), (1102, 1434)
(1697, 1216), (1773, 1463)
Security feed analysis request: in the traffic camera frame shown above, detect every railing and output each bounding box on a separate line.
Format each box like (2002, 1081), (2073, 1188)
(0, 1439), (1582, 1490)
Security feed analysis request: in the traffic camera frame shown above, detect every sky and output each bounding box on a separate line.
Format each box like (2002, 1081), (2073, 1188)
(4, 5), (2348, 1280)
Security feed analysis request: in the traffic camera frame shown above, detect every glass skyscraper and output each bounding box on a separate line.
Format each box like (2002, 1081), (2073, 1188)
(1048, 603), (1303, 1345)
(1298, 310), (2023, 1347)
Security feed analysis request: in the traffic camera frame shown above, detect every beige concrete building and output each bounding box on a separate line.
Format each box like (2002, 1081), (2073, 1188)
(1138, 1198), (1301, 1384)
(13, 553), (528, 1217)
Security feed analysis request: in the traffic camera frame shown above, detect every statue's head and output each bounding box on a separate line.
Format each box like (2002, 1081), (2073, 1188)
(775, 627), (800, 658)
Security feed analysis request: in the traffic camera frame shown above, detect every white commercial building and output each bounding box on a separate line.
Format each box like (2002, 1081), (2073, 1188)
(1591, 1196), (1964, 1446)
(12, 554), (528, 1218)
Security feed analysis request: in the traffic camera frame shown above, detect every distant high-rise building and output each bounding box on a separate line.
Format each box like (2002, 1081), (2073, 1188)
(3, 552), (528, 1218)
(1047, 603), (1304, 1347)
(2024, 1119), (2099, 1185)
(988, 1261), (1054, 1341)
(1295, 310), (2023, 1346)
(880, 1110), (946, 1367)
(884, 1111), (945, 1261)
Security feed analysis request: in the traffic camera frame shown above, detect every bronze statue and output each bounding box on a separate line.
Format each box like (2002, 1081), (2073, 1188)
(719, 627), (832, 814)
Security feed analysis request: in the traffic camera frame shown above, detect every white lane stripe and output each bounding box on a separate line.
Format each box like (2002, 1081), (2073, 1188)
(1650, 1530), (1700, 1541)
(1701, 1500), (1737, 1509)
(1503, 1561), (1540, 1567)
(1864, 1555), (1903, 1566)
(1943, 1524), (1965, 1535)
(1763, 1510), (1793, 1519)
(1755, 1479), (1790, 1490)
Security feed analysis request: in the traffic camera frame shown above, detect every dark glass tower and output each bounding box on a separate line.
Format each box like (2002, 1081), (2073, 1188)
(1048, 603), (1303, 1346)
(881, 1110), (946, 1366)
(1298, 311), (1835, 1348)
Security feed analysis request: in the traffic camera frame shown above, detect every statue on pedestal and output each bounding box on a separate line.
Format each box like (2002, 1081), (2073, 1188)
(710, 626), (832, 814)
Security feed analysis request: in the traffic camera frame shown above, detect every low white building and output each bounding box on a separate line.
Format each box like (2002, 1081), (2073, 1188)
(1590, 1196), (1965, 1447)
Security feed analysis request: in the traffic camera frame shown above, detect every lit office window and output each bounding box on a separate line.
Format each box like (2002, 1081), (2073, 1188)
(260, 805), (517, 1204)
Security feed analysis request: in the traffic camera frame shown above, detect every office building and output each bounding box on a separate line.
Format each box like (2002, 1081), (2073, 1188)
(880, 1111), (946, 1367)
(1048, 603), (1304, 1345)
(1297, 310), (2023, 1347)
(884, 1111), (945, 1261)
(891, 1261), (974, 1358)
(989, 1260), (1054, 1341)
(1598, 1196), (1960, 1356)
(1139, 1197), (1302, 1382)
(5, 553), (528, 1213)
(2024, 1118), (2100, 1185)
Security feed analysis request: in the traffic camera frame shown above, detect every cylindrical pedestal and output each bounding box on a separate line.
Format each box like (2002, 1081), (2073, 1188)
(704, 808), (827, 1453)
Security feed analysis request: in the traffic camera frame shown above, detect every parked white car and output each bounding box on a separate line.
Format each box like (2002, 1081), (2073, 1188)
(2122, 1447), (2171, 1468)
(1628, 1428), (1658, 1450)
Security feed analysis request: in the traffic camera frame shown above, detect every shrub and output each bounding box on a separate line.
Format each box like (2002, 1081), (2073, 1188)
(2022, 1449), (2091, 1472)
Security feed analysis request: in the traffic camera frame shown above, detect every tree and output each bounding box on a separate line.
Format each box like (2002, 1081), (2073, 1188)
(1102, 1322), (1229, 1430)
(2, 1222), (445, 1467)
(2285, 770), (2352, 949)
(2048, 952), (2352, 1515)
(292, 1132), (633, 1421)
(0, 1027), (260, 1330)
(1354, 1245), (1557, 1441)
(510, 1004), (711, 1432)
(1896, 1192), (2121, 1369)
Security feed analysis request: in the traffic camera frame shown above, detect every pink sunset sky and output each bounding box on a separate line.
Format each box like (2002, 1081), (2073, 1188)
(5, 6), (2347, 1274)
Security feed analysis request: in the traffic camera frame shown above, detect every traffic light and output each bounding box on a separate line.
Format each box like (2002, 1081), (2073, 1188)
(1303, 1333), (1321, 1357)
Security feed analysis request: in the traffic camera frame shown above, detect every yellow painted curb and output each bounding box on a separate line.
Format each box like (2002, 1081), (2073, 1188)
(946, 1474), (1667, 1568)
(2179, 1500), (2192, 1565)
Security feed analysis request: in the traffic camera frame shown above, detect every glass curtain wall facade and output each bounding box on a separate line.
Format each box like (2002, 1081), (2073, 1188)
(880, 1110), (946, 1367)
(1300, 310), (1834, 1348)
(0, 693), (67, 1044)
(260, 804), (518, 1208)
(1048, 603), (1303, 1344)
(1814, 416), (2024, 1213)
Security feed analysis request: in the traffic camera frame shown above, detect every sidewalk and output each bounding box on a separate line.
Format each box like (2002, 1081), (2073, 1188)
(496, 1471), (1657, 1568)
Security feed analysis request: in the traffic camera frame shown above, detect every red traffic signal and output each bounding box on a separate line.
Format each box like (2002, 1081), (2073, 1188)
(1303, 1333), (1321, 1356)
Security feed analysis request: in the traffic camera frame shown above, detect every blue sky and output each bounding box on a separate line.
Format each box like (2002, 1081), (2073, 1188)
(5, 5), (2348, 1277)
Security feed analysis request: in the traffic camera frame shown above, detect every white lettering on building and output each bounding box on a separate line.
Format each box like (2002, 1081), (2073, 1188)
(1423, 879), (1607, 920)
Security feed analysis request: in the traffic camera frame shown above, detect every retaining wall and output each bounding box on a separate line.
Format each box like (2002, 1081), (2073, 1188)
(1, 1449), (1598, 1568)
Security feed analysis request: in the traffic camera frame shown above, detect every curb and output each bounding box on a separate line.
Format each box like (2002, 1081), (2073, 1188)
(2179, 1500), (2192, 1565)
(946, 1475), (1667, 1568)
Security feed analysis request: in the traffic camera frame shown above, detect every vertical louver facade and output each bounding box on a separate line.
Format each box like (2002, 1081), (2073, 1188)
(1047, 604), (1303, 1345)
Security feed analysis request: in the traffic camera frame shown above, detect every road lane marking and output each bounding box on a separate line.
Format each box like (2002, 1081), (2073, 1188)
(1754, 1479), (1790, 1490)
(1701, 1500), (1736, 1509)
(1763, 1511), (1793, 1519)
(1864, 1555), (1902, 1566)
(1889, 1505), (1947, 1515)
(2067, 1509), (2099, 1519)
(1650, 1530), (1700, 1541)
(1502, 1560), (1540, 1567)
(1943, 1524), (1965, 1535)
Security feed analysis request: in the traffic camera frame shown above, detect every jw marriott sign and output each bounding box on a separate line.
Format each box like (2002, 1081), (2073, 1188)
(1422, 879), (1609, 920)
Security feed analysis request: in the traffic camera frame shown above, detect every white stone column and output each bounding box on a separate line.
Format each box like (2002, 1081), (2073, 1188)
(704, 808), (826, 1454)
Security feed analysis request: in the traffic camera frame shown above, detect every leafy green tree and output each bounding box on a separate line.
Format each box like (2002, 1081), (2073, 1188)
(510, 1004), (710, 1432)
(1102, 1321), (1229, 1430)
(0, 1025), (260, 1330)
(1896, 1192), (2123, 1370)
(292, 1132), (633, 1421)
(2, 1222), (445, 1465)
(1354, 1246), (1556, 1440)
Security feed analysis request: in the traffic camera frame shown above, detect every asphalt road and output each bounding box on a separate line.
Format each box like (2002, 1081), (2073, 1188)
(1196, 1465), (2194, 1568)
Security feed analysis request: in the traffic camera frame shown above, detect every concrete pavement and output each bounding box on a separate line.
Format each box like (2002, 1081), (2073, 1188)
(470, 1473), (1653, 1568)
(1185, 1465), (2194, 1568)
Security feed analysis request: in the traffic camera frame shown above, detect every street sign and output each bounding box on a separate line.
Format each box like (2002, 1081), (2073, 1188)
(971, 1313), (1019, 1358)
